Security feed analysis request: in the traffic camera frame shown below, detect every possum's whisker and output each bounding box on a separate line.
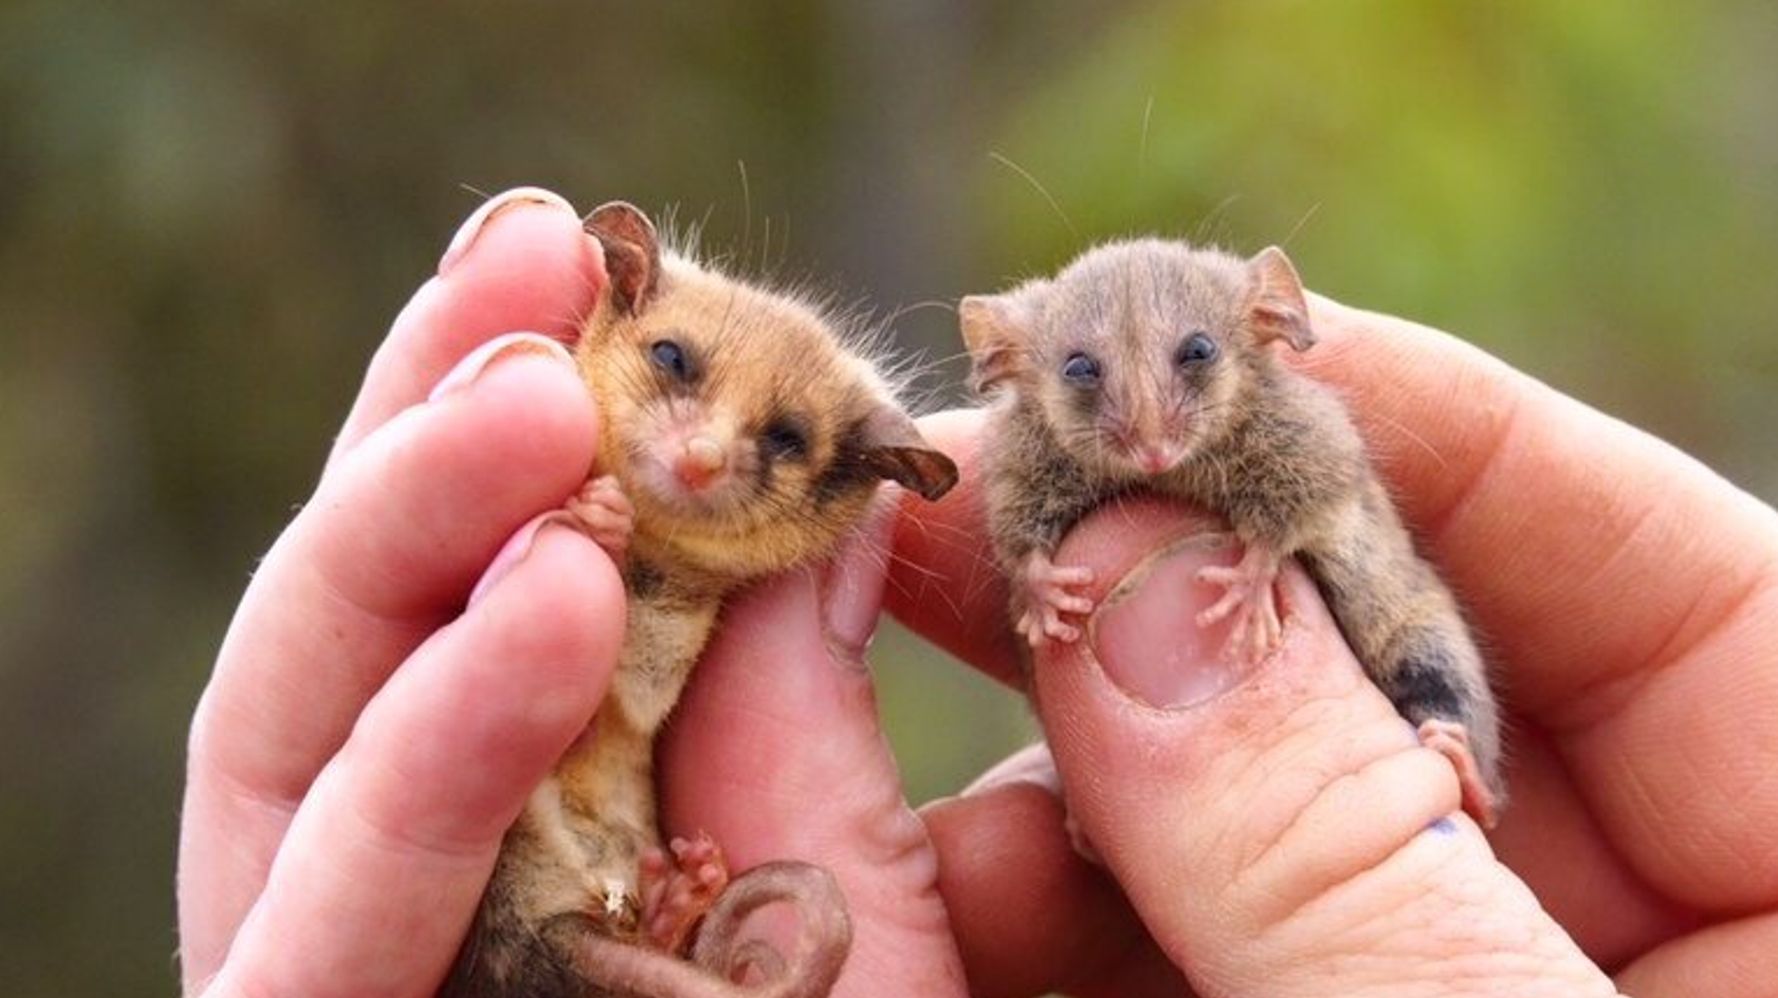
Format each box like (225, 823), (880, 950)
(1138, 95), (1155, 175)
(1363, 411), (1449, 469)
(1280, 203), (1322, 249)
(1192, 194), (1242, 245)
(737, 160), (753, 270)
(989, 151), (1080, 242)
(881, 299), (960, 329)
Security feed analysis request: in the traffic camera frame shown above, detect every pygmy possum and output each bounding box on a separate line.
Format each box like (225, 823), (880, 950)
(443, 203), (958, 998)
(960, 239), (1504, 828)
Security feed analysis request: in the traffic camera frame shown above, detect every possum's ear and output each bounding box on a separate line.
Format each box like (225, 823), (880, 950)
(585, 201), (661, 316)
(858, 404), (959, 502)
(1246, 246), (1315, 352)
(959, 291), (1036, 393)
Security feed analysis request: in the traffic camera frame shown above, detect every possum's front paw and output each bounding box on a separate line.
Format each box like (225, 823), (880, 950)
(1196, 541), (1283, 663)
(566, 474), (635, 558)
(1015, 551), (1097, 646)
(638, 833), (730, 954)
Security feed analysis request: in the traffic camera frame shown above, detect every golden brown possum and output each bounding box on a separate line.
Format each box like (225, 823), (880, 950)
(443, 203), (957, 998)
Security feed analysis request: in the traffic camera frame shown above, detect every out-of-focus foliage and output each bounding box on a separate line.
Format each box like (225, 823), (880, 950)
(981, 1), (1778, 490)
(0, 2), (1772, 994)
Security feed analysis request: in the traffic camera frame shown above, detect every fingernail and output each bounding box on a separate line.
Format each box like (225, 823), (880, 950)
(1090, 532), (1256, 709)
(962, 742), (1062, 797)
(469, 511), (579, 607)
(819, 495), (897, 664)
(428, 332), (577, 403)
(439, 187), (575, 276)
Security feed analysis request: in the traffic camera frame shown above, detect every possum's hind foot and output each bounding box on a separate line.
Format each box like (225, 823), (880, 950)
(1015, 551), (1096, 646)
(566, 474), (635, 557)
(1418, 719), (1501, 830)
(640, 833), (731, 954)
(1196, 542), (1283, 663)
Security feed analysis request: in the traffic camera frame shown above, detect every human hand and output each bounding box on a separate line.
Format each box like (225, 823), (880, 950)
(177, 188), (973, 997)
(181, 183), (1778, 997)
(889, 300), (1778, 996)
(177, 188), (621, 996)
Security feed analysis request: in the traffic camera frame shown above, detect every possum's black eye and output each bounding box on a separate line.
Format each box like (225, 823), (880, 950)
(759, 420), (809, 461)
(1176, 332), (1218, 365)
(649, 339), (692, 381)
(1061, 352), (1101, 386)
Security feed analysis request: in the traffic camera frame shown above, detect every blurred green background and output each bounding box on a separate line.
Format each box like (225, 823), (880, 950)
(3, 1), (1775, 994)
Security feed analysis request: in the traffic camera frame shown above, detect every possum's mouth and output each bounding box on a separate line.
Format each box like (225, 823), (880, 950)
(623, 441), (770, 528)
(629, 453), (731, 514)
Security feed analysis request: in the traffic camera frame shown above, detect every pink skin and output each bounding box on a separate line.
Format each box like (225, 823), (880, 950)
(182, 189), (1667, 998)
(638, 834), (732, 954)
(627, 405), (751, 516)
(1195, 540), (1284, 663)
(179, 190), (970, 998)
(659, 509), (972, 997)
(1015, 551), (1097, 646)
(567, 474), (636, 558)
(1418, 719), (1501, 830)
(939, 497), (1625, 998)
(179, 191), (620, 997)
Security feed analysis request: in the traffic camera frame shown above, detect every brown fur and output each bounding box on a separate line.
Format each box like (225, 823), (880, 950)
(444, 204), (954, 998)
(963, 239), (1503, 806)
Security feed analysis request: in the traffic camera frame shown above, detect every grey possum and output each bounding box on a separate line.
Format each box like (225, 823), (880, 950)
(961, 239), (1503, 827)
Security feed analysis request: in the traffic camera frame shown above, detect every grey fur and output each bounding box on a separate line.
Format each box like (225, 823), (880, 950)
(967, 239), (1503, 808)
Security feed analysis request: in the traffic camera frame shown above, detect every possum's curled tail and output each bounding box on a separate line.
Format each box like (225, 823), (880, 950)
(574, 861), (853, 998)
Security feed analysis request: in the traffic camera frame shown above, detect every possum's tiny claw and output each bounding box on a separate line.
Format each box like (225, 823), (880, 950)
(639, 832), (731, 954)
(1019, 606), (1082, 647)
(1017, 552), (1096, 646)
(566, 474), (635, 557)
(1046, 565), (1096, 586)
(1418, 719), (1501, 830)
(1196, 542), (1283, 663)
(1196, 581), (1247, 627)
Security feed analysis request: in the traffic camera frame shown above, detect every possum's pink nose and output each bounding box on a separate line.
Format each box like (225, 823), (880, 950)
(1134, 444), (1181, 475)
(673, 436), (728, 491)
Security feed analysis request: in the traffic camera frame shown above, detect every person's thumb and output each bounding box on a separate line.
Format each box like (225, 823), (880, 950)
(658, 500), (969, 997)
(1032, 496), (1621, 998)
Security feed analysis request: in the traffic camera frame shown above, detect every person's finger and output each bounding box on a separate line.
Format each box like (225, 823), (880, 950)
(1294, 298), (1778, 913)
(329, 186), (606, 464)
(883, 409), (1021, 684)
(657, 503), (971, 997)
(919, 746), (1192, 998)
(889, 307), (1778, 929)
(1294, 296), (1778, 724)
(180, 343), (597, 984)
(1616, 910), (1778, 998)
(1031, 497), (1620, 997)
(879, 413), (1685, 970)
(1483, 728), (1698, 967)
(197, 523), (623, 998)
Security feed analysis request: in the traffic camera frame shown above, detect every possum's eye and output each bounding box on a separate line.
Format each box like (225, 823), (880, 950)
(1060, 352), (1101, 386)
(649, 339), (693, 382)
(1176, 332), (1218, 365)
(759, 419), (809, 461)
